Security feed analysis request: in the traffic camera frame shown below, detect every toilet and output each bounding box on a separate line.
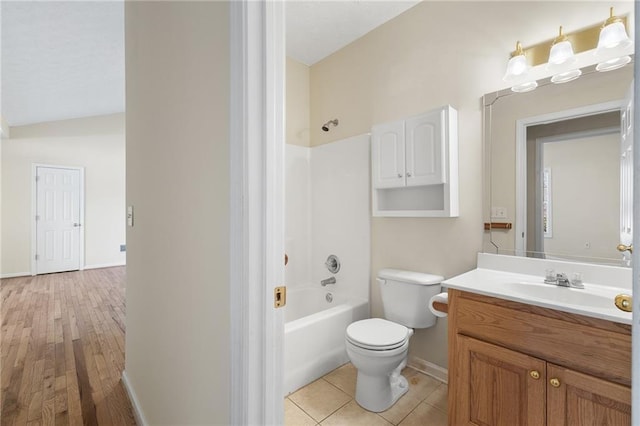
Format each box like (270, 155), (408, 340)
(345, 269), (443, 412)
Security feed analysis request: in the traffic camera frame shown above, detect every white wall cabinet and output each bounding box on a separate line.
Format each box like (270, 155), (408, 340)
(372, 105), (458, 217)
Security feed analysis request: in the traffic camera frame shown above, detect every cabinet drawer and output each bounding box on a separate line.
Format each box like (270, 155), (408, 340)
(452, 291), (631, 386)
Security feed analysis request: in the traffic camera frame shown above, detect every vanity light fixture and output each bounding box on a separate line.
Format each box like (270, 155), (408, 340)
(596, 7), (632, 72)
(548, 27), (576, 65)
(503, 7), (633, 92)
(548, 26), (582, 84)
(503, 41), (538, 93)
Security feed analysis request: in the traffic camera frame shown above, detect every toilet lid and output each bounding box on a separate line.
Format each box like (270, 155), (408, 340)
(346, 318), (410, 350)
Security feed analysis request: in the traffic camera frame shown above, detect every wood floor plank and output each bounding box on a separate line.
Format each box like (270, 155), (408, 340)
(0, 267), (135, 425)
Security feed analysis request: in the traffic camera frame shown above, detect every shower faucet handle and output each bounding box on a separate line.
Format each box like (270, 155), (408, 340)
(325, 255), (341, 274)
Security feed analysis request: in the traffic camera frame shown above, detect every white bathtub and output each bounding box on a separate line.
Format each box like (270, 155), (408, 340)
(284, 287), (368, 395)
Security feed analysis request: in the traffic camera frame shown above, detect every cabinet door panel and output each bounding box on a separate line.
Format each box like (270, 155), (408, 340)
(455, 335), (546, 426)
(372, 121), (405, 188)
(405, 110), (445, 186)
(547, 364), (631, 426)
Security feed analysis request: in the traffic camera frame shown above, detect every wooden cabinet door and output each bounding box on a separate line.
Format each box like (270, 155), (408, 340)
(452, 335), (546, 426)
(372, 120), (405, 188)
(547, 364), (631, 426)
(405, 109), (446, 187)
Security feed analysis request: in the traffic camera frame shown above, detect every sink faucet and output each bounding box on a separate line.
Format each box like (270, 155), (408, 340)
(556, 273), (570, 287)
(544, 270), (584, 289)
(321, 277), (336, 286)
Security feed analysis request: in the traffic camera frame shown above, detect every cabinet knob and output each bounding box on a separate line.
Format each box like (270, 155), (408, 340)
(407, 172), (412, 177)
(529, 370), (540, 380)
(397, 173), (403, 178)
(550, 378), (561, 388)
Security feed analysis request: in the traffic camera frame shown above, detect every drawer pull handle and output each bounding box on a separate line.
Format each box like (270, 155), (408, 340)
(550, 378), (561, 388)
(529, 370), (540, 380)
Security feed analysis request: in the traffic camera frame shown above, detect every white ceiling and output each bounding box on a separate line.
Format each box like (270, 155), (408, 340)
(286, 1), (421, 66)
(1, 1), (125, 127)
(1, 1), (419, 127)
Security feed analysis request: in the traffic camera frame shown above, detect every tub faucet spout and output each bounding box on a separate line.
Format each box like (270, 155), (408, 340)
(321, 277), (336, 286)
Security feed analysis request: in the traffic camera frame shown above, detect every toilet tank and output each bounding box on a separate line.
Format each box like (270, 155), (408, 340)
(377, 269), (443, 329)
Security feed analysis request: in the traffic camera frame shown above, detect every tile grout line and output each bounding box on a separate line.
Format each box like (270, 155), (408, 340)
(286, 395), (332, 425)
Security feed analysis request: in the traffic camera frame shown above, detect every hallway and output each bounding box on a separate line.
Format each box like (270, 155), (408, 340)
(1, 267), (135, 425)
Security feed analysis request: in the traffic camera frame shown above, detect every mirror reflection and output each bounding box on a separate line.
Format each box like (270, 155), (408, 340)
(483, 64), (633, 266)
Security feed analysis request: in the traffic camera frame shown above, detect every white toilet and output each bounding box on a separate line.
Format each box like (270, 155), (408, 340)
(345, 269), (443, 412)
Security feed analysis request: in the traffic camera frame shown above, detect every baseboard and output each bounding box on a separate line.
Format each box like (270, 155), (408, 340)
(121, 370), (148, 426)
(408, 356), (448, 384)
(1, 272), (31, 279)
(84, 262), (126, 270)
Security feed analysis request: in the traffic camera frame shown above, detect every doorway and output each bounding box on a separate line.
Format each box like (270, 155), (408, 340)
(32, 164), (85, 275)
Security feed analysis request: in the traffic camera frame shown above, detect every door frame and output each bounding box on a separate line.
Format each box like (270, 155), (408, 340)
(229, 1), (285, 424)
(31, 163), (85, 275)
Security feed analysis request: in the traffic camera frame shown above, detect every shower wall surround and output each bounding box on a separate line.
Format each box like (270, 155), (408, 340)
(285, 134), (371, 301)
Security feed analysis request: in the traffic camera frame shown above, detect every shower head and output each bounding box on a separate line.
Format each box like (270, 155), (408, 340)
(321, 119), (339, 132)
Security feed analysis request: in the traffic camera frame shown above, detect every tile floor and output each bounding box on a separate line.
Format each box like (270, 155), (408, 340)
(285, 364), (447, 426)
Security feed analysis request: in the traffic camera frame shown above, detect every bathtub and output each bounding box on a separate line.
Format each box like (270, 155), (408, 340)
(284, 287), (369, 395)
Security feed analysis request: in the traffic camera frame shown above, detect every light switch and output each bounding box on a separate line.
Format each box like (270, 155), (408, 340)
(127, 206), (134, 227)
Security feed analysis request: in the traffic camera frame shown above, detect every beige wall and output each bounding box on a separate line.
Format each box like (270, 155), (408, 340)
(1, 113), (126, 276)
(287, 58), (311, 146)
(307, 1), (633, 369)
(124, 2), (229, 424)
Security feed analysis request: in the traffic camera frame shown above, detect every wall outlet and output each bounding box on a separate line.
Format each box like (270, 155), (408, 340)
(120, 244), (126, 252)
(491, 206), (507, 219)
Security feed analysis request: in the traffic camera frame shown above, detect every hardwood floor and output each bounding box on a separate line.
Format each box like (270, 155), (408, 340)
(1, 267), (135, 425)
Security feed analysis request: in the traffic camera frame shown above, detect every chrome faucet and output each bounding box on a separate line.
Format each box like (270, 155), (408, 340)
(544, 271), (584, 289)
(556, 273), (570, 287)
(321, 277), (336, 286)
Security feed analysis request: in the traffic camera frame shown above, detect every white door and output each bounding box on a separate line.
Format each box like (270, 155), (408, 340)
(35, 166), (82, 274)
(620, 83), (633, 264)
(405, 109), (446, 187)
(372, 120), (405, 188)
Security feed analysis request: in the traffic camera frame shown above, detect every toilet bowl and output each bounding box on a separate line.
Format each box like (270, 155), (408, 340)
(345, 318), (414, 412)
(345, 269), (443, 412)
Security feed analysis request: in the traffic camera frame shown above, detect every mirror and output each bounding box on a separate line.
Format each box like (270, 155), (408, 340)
(483, 63), (633, 266)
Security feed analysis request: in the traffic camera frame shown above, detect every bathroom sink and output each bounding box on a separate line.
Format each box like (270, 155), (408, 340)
(504, 281), (617, 309)
(441, 254), (633, 324)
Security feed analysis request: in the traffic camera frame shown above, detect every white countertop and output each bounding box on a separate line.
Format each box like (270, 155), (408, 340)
(442, 254), (632, 325)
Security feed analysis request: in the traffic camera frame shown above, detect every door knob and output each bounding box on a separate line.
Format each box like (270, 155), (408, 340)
(614, 294), (632, 312)
(549, 378), (561, 388)
(73, 223), (82, 227)
(617, 243), (633, 253)
(529, 370), (540, 380)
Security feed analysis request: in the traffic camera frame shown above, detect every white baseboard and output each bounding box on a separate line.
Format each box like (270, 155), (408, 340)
(84, 262), (126, 270)
(408, 356), (448, 384)
(122, 370), (147, 426)
(1, 272), (31, 279)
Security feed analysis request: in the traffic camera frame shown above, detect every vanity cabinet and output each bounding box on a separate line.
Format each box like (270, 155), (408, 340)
(448, 289), (631, 426)
(371, 105), (458, 217)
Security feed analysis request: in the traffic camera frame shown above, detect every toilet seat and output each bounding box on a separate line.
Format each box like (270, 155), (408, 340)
(346, 318), (410, 351)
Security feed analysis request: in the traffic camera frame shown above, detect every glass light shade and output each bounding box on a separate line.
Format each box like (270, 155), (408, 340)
(551, 69), (582, 84)
(596, 55), (631, 72)
(511, 81), (538, 93)
(597, 22), (632, 50)
(503, 54), (528, 81)
(548, 40), (576, 65)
